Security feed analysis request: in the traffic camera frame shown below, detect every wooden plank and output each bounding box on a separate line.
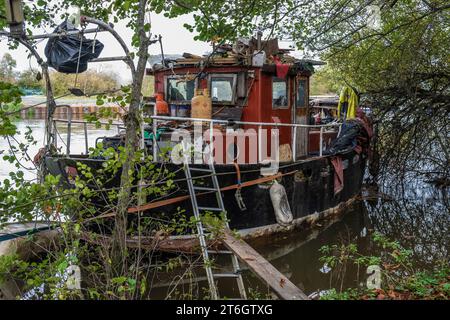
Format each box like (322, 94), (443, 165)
(221, 229), (309, 300)
(175, 57), (239, 65)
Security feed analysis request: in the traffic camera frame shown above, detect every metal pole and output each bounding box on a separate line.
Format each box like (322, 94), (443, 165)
(258, 125), (262, 163)
(158, 35), (165, 66)
(292, 126), (297, 161)
(152, 119), (157, 162)
(209, 121), (213, 165)
(52, 120), (57, 149)
(89, 56), (128, 63)
(151, 115), (341, 129)
(66, 107), (72, 156)
(80, 16), (136, 77)
(26, 28), (103, 40)
(83, 122), (88, 154)
(319, 126), (323, 157)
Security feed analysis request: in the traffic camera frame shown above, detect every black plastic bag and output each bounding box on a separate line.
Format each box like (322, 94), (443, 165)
(45, 21), (104, 74)
(323, 121), (362, 156)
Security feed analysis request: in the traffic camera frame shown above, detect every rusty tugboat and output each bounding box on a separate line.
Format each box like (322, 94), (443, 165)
(43, 33), (373, 252)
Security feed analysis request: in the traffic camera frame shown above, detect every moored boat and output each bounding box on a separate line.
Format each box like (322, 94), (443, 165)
(42, 37), (374, 248)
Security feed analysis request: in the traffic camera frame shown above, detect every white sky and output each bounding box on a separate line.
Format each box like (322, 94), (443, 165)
(0, 13), (212, 83)
(0, 10), (302, 84)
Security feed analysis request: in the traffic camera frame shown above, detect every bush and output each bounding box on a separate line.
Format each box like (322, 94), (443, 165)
(318, 232), (450, 300)
(49, 69), (120, 96)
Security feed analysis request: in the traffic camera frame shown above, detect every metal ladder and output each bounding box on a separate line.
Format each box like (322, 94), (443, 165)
(183, 153), (247, 300)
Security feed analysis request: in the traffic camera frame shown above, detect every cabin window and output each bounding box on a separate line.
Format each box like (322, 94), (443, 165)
(296, 79), (307, 108)
(166, 76), (195, 102)
(272, 77), (288, 109)
(209, 74), (237, 104)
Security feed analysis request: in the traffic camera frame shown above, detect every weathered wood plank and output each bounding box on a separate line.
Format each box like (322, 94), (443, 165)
(221, 229), (309, 300)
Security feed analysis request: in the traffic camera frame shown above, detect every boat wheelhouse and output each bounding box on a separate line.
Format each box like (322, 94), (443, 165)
(146, 53), (337, 162)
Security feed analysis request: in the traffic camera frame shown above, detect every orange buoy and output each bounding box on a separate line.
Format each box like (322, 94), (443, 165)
(155, 93), (169, 115)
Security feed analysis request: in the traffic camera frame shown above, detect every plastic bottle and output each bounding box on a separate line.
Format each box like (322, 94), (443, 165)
(191, 89), (212, 120)
(155, 93), (169, 115)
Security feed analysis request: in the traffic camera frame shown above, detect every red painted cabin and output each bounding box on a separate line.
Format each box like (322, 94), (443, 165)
(147, 55), (335, 164)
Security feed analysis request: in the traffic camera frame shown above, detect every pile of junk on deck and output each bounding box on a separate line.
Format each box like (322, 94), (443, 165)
(36, 25), (375, 249)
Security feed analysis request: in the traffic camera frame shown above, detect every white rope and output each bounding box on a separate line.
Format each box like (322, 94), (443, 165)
(73, 26), (85, 88)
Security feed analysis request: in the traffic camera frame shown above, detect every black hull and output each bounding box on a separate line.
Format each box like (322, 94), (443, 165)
(44, 150), (366, 232)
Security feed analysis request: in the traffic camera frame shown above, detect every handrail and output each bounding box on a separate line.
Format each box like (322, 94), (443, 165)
(52, 114), (340, 160)
(150, 115), (342, 161)
(53, 118), (124, 155)
(150, 115), (341, 129)
(53, 119), (124, 126)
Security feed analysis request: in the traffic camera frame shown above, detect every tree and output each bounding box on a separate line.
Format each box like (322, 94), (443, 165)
(49, 70), (120, 96)
(320, 1), (450, 182)
(17, 69), (42, 89)
(310, 66), (342, 96)
(1, 0), (157, 281)
(0, 53), (17, 82)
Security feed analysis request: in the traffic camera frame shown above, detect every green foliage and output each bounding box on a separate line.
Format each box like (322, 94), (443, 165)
(0, 251), (84, 300)
(0, 81), (22, 136)
(323, 1), (449, 91)
(319, 288), (363, 300)
(0, 54), (17, 82)
(1, 0), (446, 301)
(246, 287), (273, 300)
(50, 70), (120, 96)
(310, 66), (342, 96)
(0, 0), (56, 35)
(318, 232), (450, 300)
(200, 211), (228, 239)
(0, 132), (193, 299)
(16, 69), (43, 90)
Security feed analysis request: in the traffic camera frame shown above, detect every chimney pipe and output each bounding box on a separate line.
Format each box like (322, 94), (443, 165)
(257, 30), (262, 51)
(4, 0), (25, 36)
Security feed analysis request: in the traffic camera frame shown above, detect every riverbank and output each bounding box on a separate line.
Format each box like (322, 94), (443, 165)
(16, 96), (124, 119)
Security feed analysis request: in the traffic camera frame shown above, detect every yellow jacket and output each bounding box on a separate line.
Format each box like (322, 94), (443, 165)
(337, 86), (358, 119)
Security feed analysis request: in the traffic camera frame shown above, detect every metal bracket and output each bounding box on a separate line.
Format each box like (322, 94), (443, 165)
(235, 188), (247, 211)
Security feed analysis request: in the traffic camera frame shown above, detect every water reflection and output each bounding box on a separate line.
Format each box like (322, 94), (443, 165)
(0, 119), (118, 181)
(146, 202), (371, 299)
(246, 180), (449, 296)
(366, 182), (449, 268)
(148, 179), (448, 298)
(249, 201), (371, 295)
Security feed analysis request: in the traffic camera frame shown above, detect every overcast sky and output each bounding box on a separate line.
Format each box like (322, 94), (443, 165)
(0, 13), (212, 83)
(0, 10), (301, 84)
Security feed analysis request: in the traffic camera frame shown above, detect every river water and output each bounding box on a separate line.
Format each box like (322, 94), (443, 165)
(0, 119), (117, 182)
(1, 119), (448, 299)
